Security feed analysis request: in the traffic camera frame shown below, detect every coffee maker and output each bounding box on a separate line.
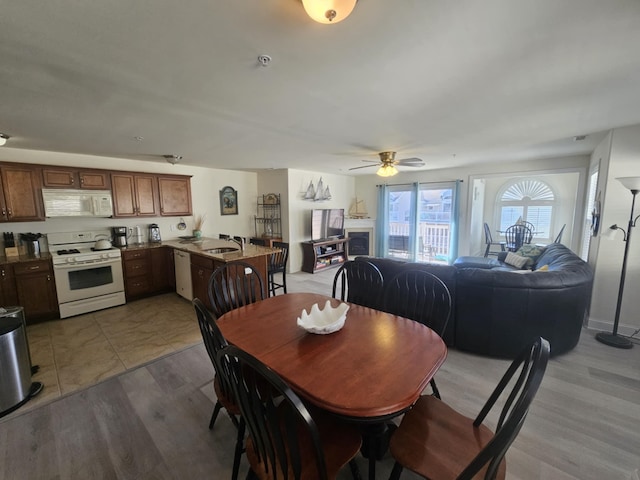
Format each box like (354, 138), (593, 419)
(112, 226), (128, 248)
(149, 223), (161, 243)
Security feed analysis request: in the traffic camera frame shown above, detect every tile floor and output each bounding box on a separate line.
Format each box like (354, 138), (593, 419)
(9, 267), (337, 420)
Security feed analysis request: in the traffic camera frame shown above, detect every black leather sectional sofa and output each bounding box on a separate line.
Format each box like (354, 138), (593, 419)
(356, 243), (594, 358)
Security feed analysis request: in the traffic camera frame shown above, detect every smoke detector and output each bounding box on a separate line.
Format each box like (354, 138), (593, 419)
(164, 154), (182, 165)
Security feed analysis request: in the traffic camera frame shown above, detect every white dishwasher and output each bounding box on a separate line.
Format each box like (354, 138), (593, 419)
(174, 250), (193, 301)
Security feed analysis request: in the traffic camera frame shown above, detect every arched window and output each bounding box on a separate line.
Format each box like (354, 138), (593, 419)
(498, 179), (555, 237)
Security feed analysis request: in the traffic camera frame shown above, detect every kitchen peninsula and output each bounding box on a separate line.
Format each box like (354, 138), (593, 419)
(160, 238), (277, 309)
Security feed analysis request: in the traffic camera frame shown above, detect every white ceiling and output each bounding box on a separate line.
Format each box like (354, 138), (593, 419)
(1, 0), (640, 175)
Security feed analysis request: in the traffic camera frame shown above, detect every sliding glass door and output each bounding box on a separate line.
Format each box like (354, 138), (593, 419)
(377, 181), (459, 263)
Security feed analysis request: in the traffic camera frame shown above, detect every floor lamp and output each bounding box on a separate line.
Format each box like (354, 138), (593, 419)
(595, 176), (640, 349)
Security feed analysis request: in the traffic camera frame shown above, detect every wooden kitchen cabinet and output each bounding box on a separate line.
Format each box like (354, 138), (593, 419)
(151, 246), (175, 292)
(0, 164), (45, 222)
(0, 263), (18, 306)
(111, 173), (158, 217)
(190, 254), (219, 311)
(13, 259), (58, 322)
(158, 175), (192, 216)
(122, 249), (152, 300)
(42, 168), (111, 189)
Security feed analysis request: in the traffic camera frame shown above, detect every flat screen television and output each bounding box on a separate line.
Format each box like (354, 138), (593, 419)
(311, 208), (345, 241)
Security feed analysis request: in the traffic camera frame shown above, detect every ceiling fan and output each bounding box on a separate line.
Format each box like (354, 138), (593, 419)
(349, 151), (425, 177)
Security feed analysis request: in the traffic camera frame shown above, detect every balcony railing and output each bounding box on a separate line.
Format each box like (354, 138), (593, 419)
(387, 222), (450, 263)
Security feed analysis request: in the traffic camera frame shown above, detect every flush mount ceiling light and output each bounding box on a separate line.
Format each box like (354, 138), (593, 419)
(163, 154), (182, 165)
(0, 133), (9, 146)
(377, 164), (398, 177)
(301, 0), (357, 24)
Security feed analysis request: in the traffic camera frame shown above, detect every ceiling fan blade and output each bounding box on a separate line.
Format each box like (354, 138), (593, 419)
(397, 157), (424, 165)
(348, 164), (377, 171)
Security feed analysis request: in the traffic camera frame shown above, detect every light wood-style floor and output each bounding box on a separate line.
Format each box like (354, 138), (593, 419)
(1, 267), (639, 479)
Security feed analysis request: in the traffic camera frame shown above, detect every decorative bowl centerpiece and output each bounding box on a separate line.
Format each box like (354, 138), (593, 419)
(297, 300), (350, 334)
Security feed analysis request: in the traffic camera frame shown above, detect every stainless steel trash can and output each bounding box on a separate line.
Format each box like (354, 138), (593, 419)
(0, 306), (42, 417)
(0, 316), (33, 416)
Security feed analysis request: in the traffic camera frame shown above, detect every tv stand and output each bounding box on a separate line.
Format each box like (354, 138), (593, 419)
(302, 238), (349, 273)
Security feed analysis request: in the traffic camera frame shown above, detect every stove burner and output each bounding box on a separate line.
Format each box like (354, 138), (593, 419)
(91, 247), (115, 251)
(56, 249), (81, 255)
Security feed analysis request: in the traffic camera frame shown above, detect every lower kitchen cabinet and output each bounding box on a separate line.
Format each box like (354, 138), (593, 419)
(122, 249), (152, 300)
(190, 254), (220, 311)
(13, 259), (59, 323)
(123, 247), (176, 301)
(151, 246), (175, 292)
(0, 263), (18, 306)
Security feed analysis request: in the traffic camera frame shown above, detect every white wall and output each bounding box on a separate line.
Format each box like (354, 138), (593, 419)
(0, 148), (257, 250)
(589, 125), (640, 336)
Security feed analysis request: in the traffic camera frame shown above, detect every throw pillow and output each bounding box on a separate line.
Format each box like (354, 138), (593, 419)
(504, 252), (529, 269)
(515, 244), (546, 268)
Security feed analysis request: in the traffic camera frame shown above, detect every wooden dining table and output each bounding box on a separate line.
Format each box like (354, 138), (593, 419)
(217, 292), (447, 478)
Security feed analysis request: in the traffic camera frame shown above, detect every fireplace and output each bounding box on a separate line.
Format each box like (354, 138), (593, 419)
(347, 231), (370, 256)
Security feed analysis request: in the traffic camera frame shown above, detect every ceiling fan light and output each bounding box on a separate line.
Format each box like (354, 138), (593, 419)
(0, 133), (9, 146)
(301, 0), (357, 24)
(377, 164), (398, 177)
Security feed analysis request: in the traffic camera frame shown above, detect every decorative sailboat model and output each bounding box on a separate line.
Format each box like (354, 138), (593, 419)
(349, 197), (369, 218)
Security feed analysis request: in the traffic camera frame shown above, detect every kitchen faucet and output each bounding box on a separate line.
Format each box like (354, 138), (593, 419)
(228, 236), (245, 252)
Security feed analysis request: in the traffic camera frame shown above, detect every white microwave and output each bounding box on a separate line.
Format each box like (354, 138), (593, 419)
(42, 189), (114, 217)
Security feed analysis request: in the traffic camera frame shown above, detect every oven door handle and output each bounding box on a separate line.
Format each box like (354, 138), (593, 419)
(53, 260), (121, 270)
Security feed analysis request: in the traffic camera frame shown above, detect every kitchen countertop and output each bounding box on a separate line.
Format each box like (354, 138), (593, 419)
(127, 237), (278, 262)
(0, 252), (53, 265)
(0, 238), (277, 265)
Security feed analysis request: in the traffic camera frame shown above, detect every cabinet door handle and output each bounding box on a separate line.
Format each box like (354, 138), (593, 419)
(7, 208), (12, 217)
(47, 275), (51, 281)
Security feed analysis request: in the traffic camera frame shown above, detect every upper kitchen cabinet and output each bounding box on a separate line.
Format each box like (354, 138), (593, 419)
(0, 164), (45, 222)
(111, 173), (158, 217)
(42, 167), (111, 189)
(158, 175), (192, 216)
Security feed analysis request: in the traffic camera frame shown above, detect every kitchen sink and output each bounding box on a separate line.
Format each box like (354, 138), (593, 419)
(205, 247), (239, 254)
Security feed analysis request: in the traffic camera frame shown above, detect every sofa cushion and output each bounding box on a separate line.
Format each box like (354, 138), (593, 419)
(504, 252), (529, 269)
(515, 244), (546, 267)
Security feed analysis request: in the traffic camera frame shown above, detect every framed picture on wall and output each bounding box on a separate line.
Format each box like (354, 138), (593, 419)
(220, 186), (238, 215)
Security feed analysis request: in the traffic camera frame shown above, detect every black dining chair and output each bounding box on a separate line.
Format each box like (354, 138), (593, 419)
(520, 220), (536, 233)
(382, 269), (452, 399)
(192, 298), (245, 480)
(207, 260), (265, 318)
(483, 222), (506, 257)
(249, 237), (266, 246)
(268, 241), (289, 296)
(332, 259), (384, 310)
(217, 345), (362, 480)
(554, 224), (566, 244)
(504, 224), (533, 252)
(388, 337), (550, 480)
